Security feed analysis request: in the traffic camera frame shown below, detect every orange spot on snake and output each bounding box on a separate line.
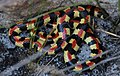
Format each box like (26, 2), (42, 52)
(9, 26), (18, 36)
(50, 45), (58, 51)
(87, 5), (92, 9)
(60, 15), (66, 23)
(43, 14), (50, 19)
(35, 41), (42, 47)
(72, 40), (76, 48)
(52, 32), (59, 39)
(87, 61), (94, 67)
(54, 12), (60, 16)
(65, 9), (71, 13)
(67, 51), (72, 61)
(78, 29), (84, 37)
(78, 6), (85, 11)
(14, 36), (20, 41)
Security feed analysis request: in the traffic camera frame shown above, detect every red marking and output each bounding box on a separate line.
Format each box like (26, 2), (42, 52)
(48, 49), (55, 54)
(91, 36), (99, 43)
(78, 29), (84, 37)
(72, 40), (76, 48)
(63, 28), (67, 39)
(31, 29), (34, 32)
(94, 43), (102, 54)
(31, 29), (36, 34)
(24, 38), (30, 42)
(61, 41), (66, 47)
(87, 61), (95, 67)
(54, 12), (60, 16)
(94, 8), (100, 12)
(38, 33), (46, 39)
(86, 15), (90, 21)
(78, 6), (84, 11)
(14, 36), (20, 41)
(35, 41), (42, 47)
(91, 36), (101, 49)
(65, 8), (71, 13)
(9, 26), (18, 36)
(62, 33), (66, 39)
(98, 49), (102, 54)
(70, 20), (80, 23)
(87, 5), (92, 9)
(43, 14), (50, 19)
(87, 28), (93, 33)
(53, 22), (57, 24)
(48, 45), (58, 54)
(60, 15), (66, 23)
(47, 35), (52, 38)
(31, 19), (36, 23)
(67, 51), (72, 61)
(64, 28), (67, 34)
(96, 43), (100, 49)
(90, 36), (103, 55)
(52, 32), (59, 39)
(27, 19), (36, 25)
(84, 20), (86, 24)
(50, 45), (58, 51)
(14, 36), (30, 43)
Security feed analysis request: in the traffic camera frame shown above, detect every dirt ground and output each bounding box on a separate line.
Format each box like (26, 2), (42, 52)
(0, 0), (120, 76)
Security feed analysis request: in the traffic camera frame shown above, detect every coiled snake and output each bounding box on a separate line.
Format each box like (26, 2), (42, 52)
(9, 5), (108, 71)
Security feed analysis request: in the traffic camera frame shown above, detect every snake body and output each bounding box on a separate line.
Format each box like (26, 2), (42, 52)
(9, 5), (108, 71)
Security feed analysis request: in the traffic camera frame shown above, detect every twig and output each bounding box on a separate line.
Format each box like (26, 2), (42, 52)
(96, 29), (120, 38)
(0, 49), (46, 76)
(36, 54), (58, 76)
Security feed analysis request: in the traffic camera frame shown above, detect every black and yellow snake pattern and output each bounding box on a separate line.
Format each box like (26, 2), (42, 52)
(8, 5), (108, 71)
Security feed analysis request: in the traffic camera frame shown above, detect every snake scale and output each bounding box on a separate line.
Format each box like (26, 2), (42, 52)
(8, 5), (109, 71)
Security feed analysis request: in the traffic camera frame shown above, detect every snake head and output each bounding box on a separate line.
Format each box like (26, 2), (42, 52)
(94, 7), (109, 19)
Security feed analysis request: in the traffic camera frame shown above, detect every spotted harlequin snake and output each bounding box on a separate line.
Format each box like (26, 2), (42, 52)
(8, 5), (109, 71)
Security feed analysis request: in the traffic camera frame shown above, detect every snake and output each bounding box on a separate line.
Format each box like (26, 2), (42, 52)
(8, 5), (109, 71)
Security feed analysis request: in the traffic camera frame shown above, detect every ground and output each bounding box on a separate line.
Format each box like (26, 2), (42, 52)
(0, 0), (120, 76)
